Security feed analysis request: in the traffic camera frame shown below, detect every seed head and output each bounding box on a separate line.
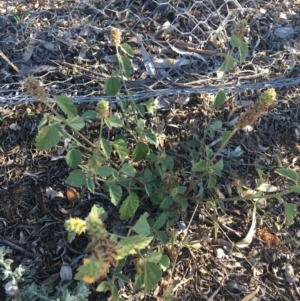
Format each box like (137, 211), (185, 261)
(110, 27), (122, 46)
(24, 76), (47, 102)
(232, 20), (247, 38)
(235, 89), (276, 130)
(96, 100), (110, 119)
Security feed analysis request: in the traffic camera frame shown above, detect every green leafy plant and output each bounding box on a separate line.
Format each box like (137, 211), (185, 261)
(11, 10), (30, 23)
(0, 247), (90, 301)
(211, 20), (248, 109)
(23, 24), (299, 299)
(65, 205), (169, 299)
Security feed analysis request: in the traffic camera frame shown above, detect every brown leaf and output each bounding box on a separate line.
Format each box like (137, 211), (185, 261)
(256, 228), (281, 248)
(66, 187), (80, 201)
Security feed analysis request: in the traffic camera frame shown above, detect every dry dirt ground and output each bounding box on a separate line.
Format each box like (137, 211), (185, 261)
(0, 0), (300, 300)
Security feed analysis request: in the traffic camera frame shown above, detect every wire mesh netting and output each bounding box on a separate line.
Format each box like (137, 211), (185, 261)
(0, 0), (299, 105)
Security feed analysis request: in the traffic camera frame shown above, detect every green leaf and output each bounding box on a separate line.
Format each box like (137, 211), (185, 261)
(26, 107), (35, 116)
(120, 163), (135, 177)
(96, 166), (116, 177)
(145, 183), (152, 197)
(82, 110), (98, 119)
(66, 169), (86, 187)
(133, 213), (151, 236)
(135, 103), (145, 117)
(37, 115), (48, 130)
(208, 175), (217, 188)
(163, 155), (174, 170)
(218, 53), (236, 72)
(100, 138), (112, 158)
(67, 232), (76, 243)
(230, 35), (248, 63)
(284, 203), (297, 225)
(192, 160), (209, 172)
(104, 77), (121, 95)
(160, 254), (170, 271)
(211, 89), (226, 109)
(96, 281), (110, 293)
(119, 192), (139, 220)
(138, 168), (153, 184)
(153, 212), (167, 230)
(136, 118), (145, 130)
(159, 196), (174, 210)
(177, 186), (186, 194)
(143, 129), (157, 145)
(290, 185), (300, 193)
(205, 145), (213, 159)
(86, 177), (95, 193)
(147, 252), (162, 263)
(108, 184), (122, 206)
(36, 125), (60, 150)
(218, 200), (225, 212)
(111, 284), (119, 299)
(132, 142), (149, 162)
(213, 159), (223, 175)
(120, 43), (134, 57)
(66, 115), (85, 130)
(66, 149), (82, 169)
(178, 198), (188, 210)
(90, 204), (107, 220)
(256, 167), (265, 181)
(115, 272), (130, 283)
(114, 259), (126, 274)
(133, 274), (144, 292)
(56, 95), (77, 118)
(105, 115), (123, 129)
(213, 221), (219, 240)
(116, 236), (153, 260)
(146, 98), (155, 114)
(221, 131), (232, 149)
(276, 196), (284, 204)
(144, 262), (162, 293)
(156, 231), (168, 244)
(211, 120), (222, 130)
(275, 168), (298, 184)
(88, 152), (103, 169)
(113, 139), (127, 162)
(53, 122), (66, 136)
(118, 55), (131, 78)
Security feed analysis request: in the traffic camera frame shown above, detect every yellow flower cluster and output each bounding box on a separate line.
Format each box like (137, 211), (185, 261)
(65, 217), (86, 235)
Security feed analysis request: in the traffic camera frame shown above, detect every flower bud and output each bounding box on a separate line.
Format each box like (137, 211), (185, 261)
(96, 100), (110, 119)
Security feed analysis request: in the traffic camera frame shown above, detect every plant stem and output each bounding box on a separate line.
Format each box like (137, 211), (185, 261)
(210, 128), (238, 163)
(99, 118), (104, 138)
(116, 48), (138, 126)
